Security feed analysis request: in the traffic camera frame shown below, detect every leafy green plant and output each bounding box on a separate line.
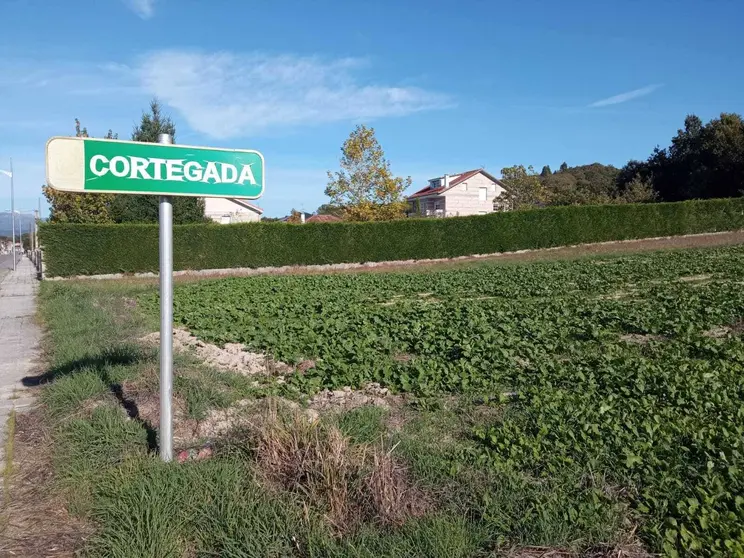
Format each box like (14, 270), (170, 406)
(148, 245), (744, 555)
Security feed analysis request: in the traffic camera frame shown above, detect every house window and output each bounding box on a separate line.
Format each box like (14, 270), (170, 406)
(434, 200), (443, 210)
(220, 215), (231, 224)
(479, 187), (487, 201)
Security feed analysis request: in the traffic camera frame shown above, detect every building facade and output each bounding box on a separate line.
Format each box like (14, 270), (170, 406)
(204, 198), (263, 224)
(406, 169), (507, 217)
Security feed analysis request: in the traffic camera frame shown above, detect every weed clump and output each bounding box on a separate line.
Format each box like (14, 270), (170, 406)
(223, 402), (430, 532)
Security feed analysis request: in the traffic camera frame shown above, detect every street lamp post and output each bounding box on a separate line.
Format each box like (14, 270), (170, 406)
(0, 160), (15, 270)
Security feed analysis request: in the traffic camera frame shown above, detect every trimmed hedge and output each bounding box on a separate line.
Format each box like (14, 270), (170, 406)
(39, 198), (744, 277)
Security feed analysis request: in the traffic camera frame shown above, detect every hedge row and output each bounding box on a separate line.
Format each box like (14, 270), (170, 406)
(39, 198), (744, 277)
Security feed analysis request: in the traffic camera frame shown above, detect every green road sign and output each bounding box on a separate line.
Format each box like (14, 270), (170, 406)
(46, 137), (264, 199)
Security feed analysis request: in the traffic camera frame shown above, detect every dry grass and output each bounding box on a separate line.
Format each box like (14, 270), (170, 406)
(232, 401), (431, 532)
(0, 411), (91, 557)
(2, 410), (15, 507)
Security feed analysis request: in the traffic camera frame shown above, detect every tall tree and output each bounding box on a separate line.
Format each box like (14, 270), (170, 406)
(42, 119), (116, 223)
(495, 165), (547, 210)
(286, 209), (304, 223)
(540, 165), (552, 177)
(559, 162), (569, 172)
(613, 176), (657, 204)
(325, 125), (411, 221)
(316, 203), (344, 217)
(542, 163), (621, 205)
(112, 99), (206, 224)
(618, 113), (744, 201)
(132, 98), (176, 142)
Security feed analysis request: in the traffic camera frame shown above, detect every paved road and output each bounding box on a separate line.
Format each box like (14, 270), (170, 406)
(0, 252), (20, 279)
(0, 252), (14, 266)
(0, 258), (40, 464)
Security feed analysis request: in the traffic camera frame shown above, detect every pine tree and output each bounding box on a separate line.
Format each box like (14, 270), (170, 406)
(111, 99), (205, 224)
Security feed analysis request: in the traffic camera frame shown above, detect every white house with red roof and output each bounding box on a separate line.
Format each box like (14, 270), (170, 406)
(204, 198), (264, 224)
(406, 169), (507, 217)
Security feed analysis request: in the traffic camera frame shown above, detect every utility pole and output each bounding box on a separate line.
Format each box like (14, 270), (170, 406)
(10, 159), (15, 270)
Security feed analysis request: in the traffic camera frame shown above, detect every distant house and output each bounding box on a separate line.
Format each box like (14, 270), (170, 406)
(280, 211), (313, 223)
(306, 214), (342, 223)
(406, 169), (507, 217)
(204, 198), (263, 224)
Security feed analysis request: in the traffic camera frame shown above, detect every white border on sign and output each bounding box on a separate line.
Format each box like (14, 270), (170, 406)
(45, 136), (266, 200)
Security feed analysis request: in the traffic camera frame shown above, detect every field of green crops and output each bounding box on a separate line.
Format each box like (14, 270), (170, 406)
(163, 247), (744, 556)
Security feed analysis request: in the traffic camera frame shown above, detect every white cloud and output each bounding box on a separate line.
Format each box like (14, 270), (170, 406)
(136, 50), (451, 139)
(122, 0), (155, 19)
(589, 84), (662, 108)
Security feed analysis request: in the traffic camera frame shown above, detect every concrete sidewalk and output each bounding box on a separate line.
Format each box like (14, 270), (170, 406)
(0, 258), (40, 463)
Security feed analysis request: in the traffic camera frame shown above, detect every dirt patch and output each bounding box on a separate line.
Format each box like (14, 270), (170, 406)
(190, 398), (259, 440)
(309, 383), (401, 412)
(393, 352), (414, 363)
(0, 411), (91, 557)
(704, 326), (732, 339)
(113, 381), (204, 448)
(191, 384), (403, 443)
(703, 319), (744, 339)
(140, 329), (291, 376)
(620, 333), (667, 344)
(597, 289), (637, 301)
(678, 273), (713, 283)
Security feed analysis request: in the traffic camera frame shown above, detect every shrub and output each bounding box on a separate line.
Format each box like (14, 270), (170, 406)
(39, 198), (744, 277)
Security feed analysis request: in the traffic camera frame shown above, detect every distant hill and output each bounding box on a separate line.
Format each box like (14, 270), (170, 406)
(0, 212), (38, 238)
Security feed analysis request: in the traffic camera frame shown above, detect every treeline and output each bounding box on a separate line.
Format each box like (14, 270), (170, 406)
(43, 100), (206, 225)
(498, 112), (744, 210)
(618, 113), (744, 201)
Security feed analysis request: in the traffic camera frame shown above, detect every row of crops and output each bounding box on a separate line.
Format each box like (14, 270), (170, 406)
(155, 247), (744, 555)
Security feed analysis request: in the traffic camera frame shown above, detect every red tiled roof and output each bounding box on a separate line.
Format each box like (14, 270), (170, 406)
(306, 214), (342, 223)
(406, 169), (485, 200)
(448, 169), (481, 188)
(407, 185), (444, 199)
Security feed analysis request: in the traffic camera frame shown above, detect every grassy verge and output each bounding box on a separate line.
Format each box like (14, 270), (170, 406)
(30, 282), (514, 556)
(0, 409), (16, 538)
(21, 245), (744, 556)
(2, 410), (15, 505)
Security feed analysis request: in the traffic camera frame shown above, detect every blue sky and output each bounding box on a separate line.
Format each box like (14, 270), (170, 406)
(1, 0), (743, 218)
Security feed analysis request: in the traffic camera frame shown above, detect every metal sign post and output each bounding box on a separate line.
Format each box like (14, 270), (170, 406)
(46, 135), (264, 462)
(158, 133), (174, 462)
